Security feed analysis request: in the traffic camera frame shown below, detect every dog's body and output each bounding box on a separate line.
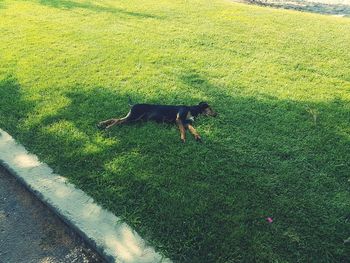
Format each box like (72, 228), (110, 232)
(98, 101), (217, 142)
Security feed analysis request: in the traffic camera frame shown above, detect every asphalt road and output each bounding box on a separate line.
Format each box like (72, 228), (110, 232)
(0, 166), (105, 263)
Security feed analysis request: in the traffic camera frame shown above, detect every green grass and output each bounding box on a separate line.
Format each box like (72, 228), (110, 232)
(1, 0), (350, 261)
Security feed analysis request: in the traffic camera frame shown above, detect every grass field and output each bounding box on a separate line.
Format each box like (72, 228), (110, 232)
(1, 0), (350, 261)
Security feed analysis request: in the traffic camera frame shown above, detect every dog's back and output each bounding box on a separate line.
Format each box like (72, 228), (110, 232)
(130, 104), (187, 123)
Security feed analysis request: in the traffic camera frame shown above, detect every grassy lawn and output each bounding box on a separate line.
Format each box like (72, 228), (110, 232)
(1, 0), (350, 261)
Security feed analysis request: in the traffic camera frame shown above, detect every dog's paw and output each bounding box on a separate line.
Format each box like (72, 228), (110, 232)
(195, 136), (202, 143)
(181, 138), (186, 143)
(97, 123), (106, 130)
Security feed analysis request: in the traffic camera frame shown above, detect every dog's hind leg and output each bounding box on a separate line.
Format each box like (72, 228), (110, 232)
(98, 112), (131, 129)
(105, 118), (128, 129)
(98, 118), (116, 129)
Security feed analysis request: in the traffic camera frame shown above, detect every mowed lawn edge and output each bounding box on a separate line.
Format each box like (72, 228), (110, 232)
(1, 0), (350, 261)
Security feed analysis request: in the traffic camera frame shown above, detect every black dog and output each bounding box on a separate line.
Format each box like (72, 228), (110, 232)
(98, 100), (217, 143)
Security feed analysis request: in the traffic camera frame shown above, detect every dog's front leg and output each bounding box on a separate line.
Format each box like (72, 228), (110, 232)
(188, 124), (202, 142)
(176, 118), (186, 143)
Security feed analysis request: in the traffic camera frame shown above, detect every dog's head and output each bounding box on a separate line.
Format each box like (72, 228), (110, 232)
(198, 102), (217, 117)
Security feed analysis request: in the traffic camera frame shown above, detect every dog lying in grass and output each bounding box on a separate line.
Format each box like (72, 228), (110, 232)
(98, 100), (217, 143)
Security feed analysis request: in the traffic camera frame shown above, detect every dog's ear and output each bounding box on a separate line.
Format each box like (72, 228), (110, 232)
(198, 102), (209, 109)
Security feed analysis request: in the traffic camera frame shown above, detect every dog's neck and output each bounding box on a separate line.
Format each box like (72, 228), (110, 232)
(189, 105), (203, 117)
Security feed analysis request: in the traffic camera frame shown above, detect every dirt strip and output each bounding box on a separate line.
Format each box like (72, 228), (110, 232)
(238, 0), (350, 16)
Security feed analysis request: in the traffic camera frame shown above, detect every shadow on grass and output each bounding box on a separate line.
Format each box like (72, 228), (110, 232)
(0, 74), (349, 262)
(0, 77), (35, 136)
(37, 0), (163, 19)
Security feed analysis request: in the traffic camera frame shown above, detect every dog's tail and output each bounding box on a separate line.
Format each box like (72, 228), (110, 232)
(128, 96), (134, 107)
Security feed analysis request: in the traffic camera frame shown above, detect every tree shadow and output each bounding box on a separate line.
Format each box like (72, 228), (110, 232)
(247, 0), (350, 17)
(1, 74), (349, 262)
(177, 69), (350, 261)
(37, 0), (164, 19)
(0, 77), (35, 137)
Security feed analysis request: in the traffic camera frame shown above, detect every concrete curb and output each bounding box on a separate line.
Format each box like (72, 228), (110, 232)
(0, 129), (171, 263)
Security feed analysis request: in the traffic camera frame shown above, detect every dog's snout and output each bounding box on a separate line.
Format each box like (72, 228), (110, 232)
(207, 108), (217, 117)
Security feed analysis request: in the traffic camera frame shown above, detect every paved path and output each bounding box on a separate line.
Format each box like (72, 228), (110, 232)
(244, 0), (350, 16)
(0, 166), (104, 263)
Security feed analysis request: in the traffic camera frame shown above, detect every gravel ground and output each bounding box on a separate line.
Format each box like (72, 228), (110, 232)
(0, 166), (104, 263)
(244, 0), (350, 16)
